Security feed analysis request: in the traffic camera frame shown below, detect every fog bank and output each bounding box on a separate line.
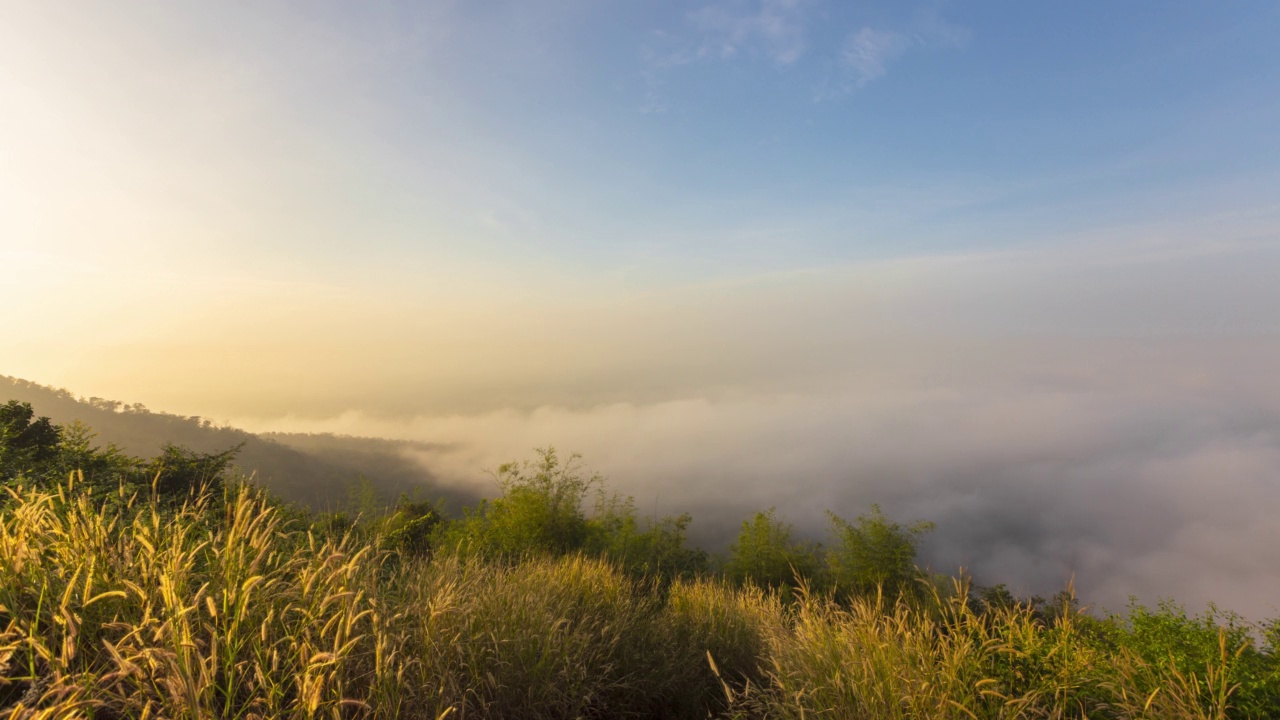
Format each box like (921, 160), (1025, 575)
(14, 232), (1280, 619)
(239, 336), (1280, 620)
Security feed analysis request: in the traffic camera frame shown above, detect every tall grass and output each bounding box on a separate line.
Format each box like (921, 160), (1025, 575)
(0, 477), (1266, 719)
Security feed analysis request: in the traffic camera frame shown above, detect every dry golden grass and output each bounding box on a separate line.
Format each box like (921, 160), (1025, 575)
(0, 476), (1253, 719)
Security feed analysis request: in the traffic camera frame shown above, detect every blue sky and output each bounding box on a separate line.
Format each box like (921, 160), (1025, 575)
(9, 1), (1275, 283)
(321, 1), (1280, 273)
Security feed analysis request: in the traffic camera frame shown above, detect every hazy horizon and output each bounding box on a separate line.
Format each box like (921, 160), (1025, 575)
(4, 2), (1280, 619)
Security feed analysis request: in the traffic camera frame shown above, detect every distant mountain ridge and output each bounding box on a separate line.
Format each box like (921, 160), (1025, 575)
(0, 375), (479, 511)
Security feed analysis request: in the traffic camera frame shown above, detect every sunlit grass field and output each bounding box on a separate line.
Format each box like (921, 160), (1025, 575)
(2, 473), (1276, 719)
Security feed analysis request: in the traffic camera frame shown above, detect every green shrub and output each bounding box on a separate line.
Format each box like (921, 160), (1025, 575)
(723, 508), (823, 592)
(436, 448), (597, 560)
(1101, 599), (1280, 719)
(586, 493), (709, 579)
(826, 504), (933, 600)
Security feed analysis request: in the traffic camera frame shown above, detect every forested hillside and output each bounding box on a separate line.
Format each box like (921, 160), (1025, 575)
(0, 375), (478, 510)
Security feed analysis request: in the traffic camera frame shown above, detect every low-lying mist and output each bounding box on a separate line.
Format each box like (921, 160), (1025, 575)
(20, 233), (1280, 619)
(239, 336), (1280, 620)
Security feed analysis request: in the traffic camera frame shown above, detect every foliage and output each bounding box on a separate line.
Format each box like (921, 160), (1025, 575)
(723, 508), (823, 591)
(0, 401), (244, 508)
(1097, 599), (1280, 718)
(436, 448), (598, 559)
(0, 400), (62, 479)
(380, 496), (444, 556)
(2, 376), (487, 513)
(142, 442), (242, 498)
(6, 476), (1270, 718)
(47, 420), (137, 488)
(435, 448), (708, 579)
(826, 504), (934, 599)
(587, 493), (709, 579)
(4, 414), (1279, 718)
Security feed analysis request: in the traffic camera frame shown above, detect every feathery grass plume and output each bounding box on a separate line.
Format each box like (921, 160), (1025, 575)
(0, 470), (1272, 719)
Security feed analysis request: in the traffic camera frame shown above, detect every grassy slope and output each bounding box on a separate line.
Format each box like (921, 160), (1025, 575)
(0, 480), (1267, 720)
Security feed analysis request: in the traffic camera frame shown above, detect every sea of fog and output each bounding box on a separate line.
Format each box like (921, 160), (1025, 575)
(238, 338), (1280, 622)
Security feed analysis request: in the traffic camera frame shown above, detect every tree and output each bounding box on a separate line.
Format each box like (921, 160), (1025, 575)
(51, 420), (137, 490)
(439, 447), (599, 560)
(142, 442), (242, 497)
(587, 492), (708, 579)
(381, 496), (445, 556)
(724, 509), (821, 590)
(0, 400), (63, 479)
(826, 504), (933, 598)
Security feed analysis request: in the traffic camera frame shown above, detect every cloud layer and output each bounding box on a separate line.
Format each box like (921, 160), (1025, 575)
(839, 9), (970, 90)
(642, 0), (971, 109)
(214, 235), (1280, 621)
(238, 334), (1280, 621)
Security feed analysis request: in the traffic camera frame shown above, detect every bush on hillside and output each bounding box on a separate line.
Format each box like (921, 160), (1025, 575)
(826, 504), (934, 599)
(723, 508), (823, 591)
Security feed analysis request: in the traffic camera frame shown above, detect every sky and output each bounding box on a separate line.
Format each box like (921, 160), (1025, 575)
(3, 1), (1280, 617)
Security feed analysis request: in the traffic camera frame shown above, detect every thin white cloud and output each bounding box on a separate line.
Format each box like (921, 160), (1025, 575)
(838, 8), (970, 91)
(689, 0), (809, 65)
(642, 2), (970, 108)
(910, 6), (972, 49)
(637, 0), (809, 112)
(842, 27), (911, 87)
(638, 0), (809, 102)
